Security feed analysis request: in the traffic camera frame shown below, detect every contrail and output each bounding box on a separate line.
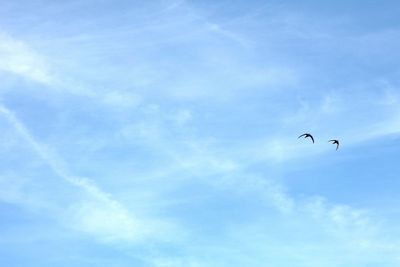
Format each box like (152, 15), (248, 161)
(0, 104), (114, 203)
(0, 105), (168, 242)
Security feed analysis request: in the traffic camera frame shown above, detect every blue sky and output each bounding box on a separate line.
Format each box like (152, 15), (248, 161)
(1, 0), (400, 266)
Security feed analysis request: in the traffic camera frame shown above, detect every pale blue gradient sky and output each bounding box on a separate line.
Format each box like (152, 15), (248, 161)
(1, 1), (400, 266)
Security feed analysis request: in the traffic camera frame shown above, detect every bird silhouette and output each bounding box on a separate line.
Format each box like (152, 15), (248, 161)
(298, 133), (314, 143)
(329, 139), (339, 150)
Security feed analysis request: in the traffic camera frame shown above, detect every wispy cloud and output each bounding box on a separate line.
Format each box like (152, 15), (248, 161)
(1, 1), (400, 266)
(0, 32), (54, 85)
(0, 104), (163, 242)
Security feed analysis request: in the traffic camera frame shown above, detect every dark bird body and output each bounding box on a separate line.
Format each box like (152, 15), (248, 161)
(298, 133), (314, 143)
(329, 139), (340, 150)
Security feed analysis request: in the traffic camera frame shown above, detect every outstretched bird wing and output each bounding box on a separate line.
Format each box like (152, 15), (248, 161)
(298, 133), (314, 143)
(329, 140), (339, 150)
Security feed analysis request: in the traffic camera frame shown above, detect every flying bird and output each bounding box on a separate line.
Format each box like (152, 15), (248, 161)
(329, 139), (340, 150)
(298, 133), (314, 143)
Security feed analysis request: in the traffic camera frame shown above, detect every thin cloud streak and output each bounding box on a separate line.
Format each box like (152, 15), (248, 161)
(0, 104), (150, 242)
(1, 1), (400, 266)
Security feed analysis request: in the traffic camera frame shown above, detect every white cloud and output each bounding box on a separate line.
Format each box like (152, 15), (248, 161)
(0, 104), (161, 242)
(68, 200), (143, 242)
(170, 109), (192, 126)
(102, 91), (143, 109)
(0, 32), (54, 85)
(1, 2), (400, 265)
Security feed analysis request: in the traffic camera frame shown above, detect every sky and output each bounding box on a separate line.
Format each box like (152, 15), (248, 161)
(1, 0), (400, 266)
